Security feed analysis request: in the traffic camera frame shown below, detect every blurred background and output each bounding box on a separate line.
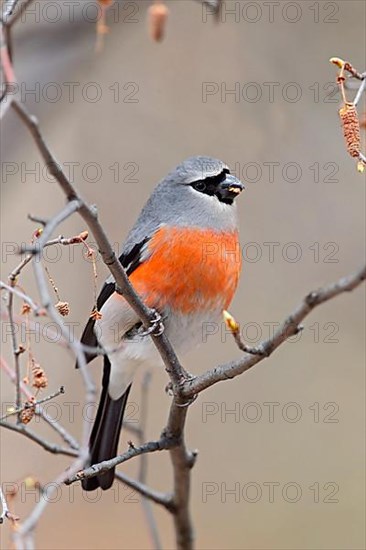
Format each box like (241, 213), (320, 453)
(1, 1), (365, 548)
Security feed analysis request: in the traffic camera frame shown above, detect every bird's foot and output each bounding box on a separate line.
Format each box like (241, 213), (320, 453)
(140, 309), (164, 337)
(165, 381), (174, 396)
(242, 344), (268, 357)
(165, 371), (196, 395)
(164, 379), (198, 407)
(242, 325), (304, 356)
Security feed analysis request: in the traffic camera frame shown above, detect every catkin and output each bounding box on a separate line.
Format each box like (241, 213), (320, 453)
(148, 2), (168, 42)
(339, 103), (361, 158)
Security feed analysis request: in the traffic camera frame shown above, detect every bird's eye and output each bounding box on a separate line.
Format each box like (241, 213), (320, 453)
(193, 181), (206, 192)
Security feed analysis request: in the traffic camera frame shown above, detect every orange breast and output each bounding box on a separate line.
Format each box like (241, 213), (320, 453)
(129, 226), (241, 314)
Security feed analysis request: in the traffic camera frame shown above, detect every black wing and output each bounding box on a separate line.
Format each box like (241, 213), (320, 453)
(78, 238), (149, 365)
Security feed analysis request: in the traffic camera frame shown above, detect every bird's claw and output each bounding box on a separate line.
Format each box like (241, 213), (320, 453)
(164, 377), (198, 407)
(140, 310), (164, 337)
(165, 381), (174, 396)
(174, 394), (198, 407)
(243, 345), (268, 357)
(165, 372), (196, 395)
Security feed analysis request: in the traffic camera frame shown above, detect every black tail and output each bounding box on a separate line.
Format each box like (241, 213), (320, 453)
(82, 357), (131, 491)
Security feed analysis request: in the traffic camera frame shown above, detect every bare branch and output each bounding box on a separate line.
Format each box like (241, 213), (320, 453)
(115, 471), (175, 513)
(354, 77), (366, 107)
(330, 59), (365, 168)
(65, 437), (176, 486)
(2, 148), (96, 547)
(0, 387), (65, 422)
(2, 0), (21, 21)
(1, 390), (173, 513)
(0, 281), (43, 315)
(0, 24), (17, 117)
(11, 99), (188, 391)
(4, 0), (35, 27)
(0, 421), (77, 458)
(135, 373), (164, 548)
(13, 463), (85, 548)
(31, 239), (95, 448)
(343, 62), (366, 81)
(9, 231), (89, 283)
(165, 404), (195, 550)
(6, 278), (22, 422)
(37, 410), (80, 451)
(1, 309), (108, 359)
(182, 264), (366, 398)
(195, 0), (221, 14)
(1, 356), (79, 450)
(2, 6), (363, 543)
(25, 201), (82, 255)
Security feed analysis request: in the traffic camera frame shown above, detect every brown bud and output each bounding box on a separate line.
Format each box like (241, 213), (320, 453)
(339, 103), (361, 158)
(32, 361), (48, 390)
(21, 303), (32, 315)
(329, 57), (345, 69)
(55, 301), (70, 316)
(148, 2), (168, 42)
(85, 246), (95, 259)
(223, 310), (239, 333)
(20, 403), (36, 424)
(69, 230), (89, 244)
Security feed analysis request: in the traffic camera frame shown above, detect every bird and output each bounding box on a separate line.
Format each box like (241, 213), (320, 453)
(79, 156), (244, 491)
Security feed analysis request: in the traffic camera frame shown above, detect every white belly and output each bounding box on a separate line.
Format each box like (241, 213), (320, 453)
(97, 307), (224, 400)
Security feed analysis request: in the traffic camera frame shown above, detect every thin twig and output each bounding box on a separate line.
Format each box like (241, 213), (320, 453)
(11, 99), (187, 393)
(2, 417), (172, 511)
(343, 62), (366, 81)
(65, 436), (176, 485)
(182, 264), (366, 398)
(31, 242), (95, 447)
(195, 0), (221, 15)
(2, 157), (96, 547)
(4, 37), (364, 549)
(0, 421), (77, 457)
(13, 462), (85, 548)
(162, 393), (198, 550)
(1, 355), (80, 448)
(0, 387), (65, 422)
(9, 231), (89, 282)
(115, 472), (175, 513)
(2, 0), (21, 21)
(0, 281), (43, 315)
(6, 0), (35, 27)
(24, 201), (82, 255)
(0, 24), (17, 117)
(136, 373), (164, 549)
(1, 309), (109, 358)
(7, 282), (22, 423)
(354, 77), (366, 107)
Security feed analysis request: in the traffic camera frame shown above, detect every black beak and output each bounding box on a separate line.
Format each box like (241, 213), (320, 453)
(217, 174), (244, 202)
